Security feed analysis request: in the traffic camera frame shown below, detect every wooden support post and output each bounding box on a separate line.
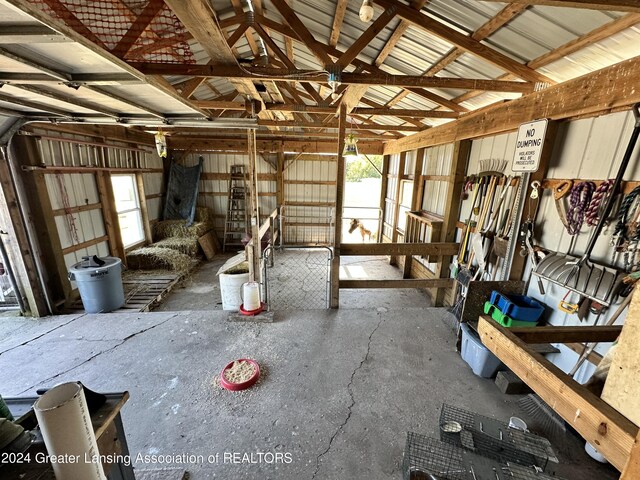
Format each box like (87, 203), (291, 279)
(377, 154), (390, 243)
(247, 129), (261, 281)
(135, 173), (152, 244)
(330, 105), (347, 309)
(0, 140), (49, 315)
(276, 148), (284, 206)
(390, 151), (406, 266)
(436, 140), (471, 306)
(95, 171), (126, 263)
(403, 148), (425, 278)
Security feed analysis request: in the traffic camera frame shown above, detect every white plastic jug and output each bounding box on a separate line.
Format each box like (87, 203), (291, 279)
(241, 281), (261, 311)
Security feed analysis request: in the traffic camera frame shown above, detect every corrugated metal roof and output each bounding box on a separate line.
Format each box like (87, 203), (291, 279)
(0, 0), (639, 130)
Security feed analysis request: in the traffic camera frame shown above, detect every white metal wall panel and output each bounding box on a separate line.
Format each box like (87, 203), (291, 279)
(522, 111), (640, 382)
(422, 143), (454, 217)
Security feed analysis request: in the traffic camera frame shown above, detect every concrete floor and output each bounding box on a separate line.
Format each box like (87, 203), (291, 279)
(0, 257), (619, 479)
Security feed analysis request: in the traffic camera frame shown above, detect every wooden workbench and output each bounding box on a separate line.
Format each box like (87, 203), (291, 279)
(2, 392), (134, 480)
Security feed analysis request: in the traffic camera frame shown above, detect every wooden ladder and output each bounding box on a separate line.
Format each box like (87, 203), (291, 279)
(223, 165), (249, 253)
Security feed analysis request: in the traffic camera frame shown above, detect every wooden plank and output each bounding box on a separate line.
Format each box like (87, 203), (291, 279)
(341, 242), (459, 256)
(603, 288), (640, 428)
(340, 278), (454, 289)
(372, 0), (552, 84)
(331, 105), (347, 309)
(510, 325), (623, 344)
(385, 55), (640, 154)
(134, 173), (152, 245)
(565, 342), (603, 365)
(389, 152), (406, 266)
(337, 7), (398, 69)
(95, 171), (126, 262)
(61, 235), (109, 255)
(403, 148), (425, 278)
(435, 139), (470, 306)
(622, 430), (640, 479)
(169, 138), (384, 155)
(111, 0), (164, 58)
(198, 232), (217, 260)
(270, 0), (333, 66)
(51, 202), (102, 217)
(478, 316), (638, 471)
(503, 0), (640, 12)
(329, 0), (348, 47)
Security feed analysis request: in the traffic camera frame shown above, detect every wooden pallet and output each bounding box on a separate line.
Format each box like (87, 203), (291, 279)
(64, 273), (182, 314)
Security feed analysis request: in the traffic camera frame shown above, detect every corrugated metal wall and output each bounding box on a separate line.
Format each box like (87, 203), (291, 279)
(524, 111), (640, 382)
(181, 152), (277, 240)
(28, 130), (159, 289)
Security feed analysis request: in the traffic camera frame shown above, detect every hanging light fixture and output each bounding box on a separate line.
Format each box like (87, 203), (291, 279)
(359, 0), (374, 22)
(343, 118), (359, 158)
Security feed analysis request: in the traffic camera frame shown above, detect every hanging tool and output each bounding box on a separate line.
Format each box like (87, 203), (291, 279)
(532, 103), (640, 307)
(554, 180), (573, 232)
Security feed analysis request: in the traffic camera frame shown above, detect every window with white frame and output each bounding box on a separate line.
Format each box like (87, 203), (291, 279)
(111, 174), (145, 248)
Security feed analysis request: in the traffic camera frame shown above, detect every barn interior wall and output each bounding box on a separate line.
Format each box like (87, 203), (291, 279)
(10, 126), (161, 306)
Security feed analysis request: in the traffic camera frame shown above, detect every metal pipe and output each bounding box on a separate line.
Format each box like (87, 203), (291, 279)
(0, 230), (26, 314)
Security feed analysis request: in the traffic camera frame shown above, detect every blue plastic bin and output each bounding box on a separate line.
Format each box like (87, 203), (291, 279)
(489, 291), (544, 322)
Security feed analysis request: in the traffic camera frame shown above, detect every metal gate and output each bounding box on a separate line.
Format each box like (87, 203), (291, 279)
(262, 246), (332, 309)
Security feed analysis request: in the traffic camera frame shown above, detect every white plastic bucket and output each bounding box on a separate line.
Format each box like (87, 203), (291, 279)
(219, 271), (250, 310)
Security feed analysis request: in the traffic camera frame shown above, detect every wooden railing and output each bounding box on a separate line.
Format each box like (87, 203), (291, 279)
(402, 211), (444, 274)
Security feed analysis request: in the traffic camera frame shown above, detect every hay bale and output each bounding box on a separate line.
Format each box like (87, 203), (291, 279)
(127, 247), (194, 271)
(153, 220), (211, 241)
(153, 237), (200, 256)
(195, 207), (213, 223)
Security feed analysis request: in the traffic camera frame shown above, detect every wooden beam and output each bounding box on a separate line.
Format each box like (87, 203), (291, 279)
(352, 107), (459, 118)
(192, 100), (246, 110)
(163, 0), (263, 103)
(330, 104), (347, 308)
(337, 7), (398, 69)
(169, 138), (384, 154)
(510, 325), (623, 344)
(385, 54), (640, 154)
(270, 0), (333, 66)
(111, 0), (164, 58)
(128, 64), (534, 93)
(495, 0), (640, 12)
(374, 0), (428, 67)
(0, 24), (70, 44)
(257, 120), (424, 131)
(373, 0), (552, 84)
(329, 0), (349, 48)
(622, 431), (640, 479)
(340, 242), (459, 256)
(403, 147), (425, 278)
(436, 139), (470, 306)
(340, 278), (454, 289)
(478, 316), (638, 471)
(5, 0), (209, 118)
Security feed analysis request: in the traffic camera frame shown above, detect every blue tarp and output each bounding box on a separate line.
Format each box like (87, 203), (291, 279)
(162, 157), (203, 226)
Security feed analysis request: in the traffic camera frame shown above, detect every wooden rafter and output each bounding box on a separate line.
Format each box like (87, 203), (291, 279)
(270, 0), (333, 66)
(492, 0), (640, 12)
(372, 0), (553, 84)
(374, 0), (428, 67)
(111, 0), (164, 58)
(385, 53), (640, 154)
(449, 12), (640, 107)
(329, 0), (349, 48)
(337, 6), (398, 69)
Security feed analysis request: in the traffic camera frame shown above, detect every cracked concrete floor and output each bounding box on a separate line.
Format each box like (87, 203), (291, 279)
(0, 305), (618, 480)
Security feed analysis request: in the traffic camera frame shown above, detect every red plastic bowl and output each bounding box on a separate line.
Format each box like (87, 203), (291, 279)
(219, 358), (260, 391)
(239, 302), (265, 316)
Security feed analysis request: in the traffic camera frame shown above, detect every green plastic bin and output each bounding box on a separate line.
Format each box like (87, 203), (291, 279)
(484, 302), (538, 328)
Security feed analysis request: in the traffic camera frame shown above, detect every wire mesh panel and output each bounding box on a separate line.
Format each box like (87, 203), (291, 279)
(439, 404), (559, 470)
(263, 247), (331, 309)
(403, 432), (565, 480)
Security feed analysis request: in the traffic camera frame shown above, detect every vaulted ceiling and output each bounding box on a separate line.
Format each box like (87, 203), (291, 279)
(0, 0), (639, 143)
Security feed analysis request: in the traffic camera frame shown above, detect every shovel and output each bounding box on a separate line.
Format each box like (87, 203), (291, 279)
(532, 104), (640, 306)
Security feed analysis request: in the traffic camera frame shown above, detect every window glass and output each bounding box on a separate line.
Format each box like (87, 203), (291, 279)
(111, 174), (145, 248)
